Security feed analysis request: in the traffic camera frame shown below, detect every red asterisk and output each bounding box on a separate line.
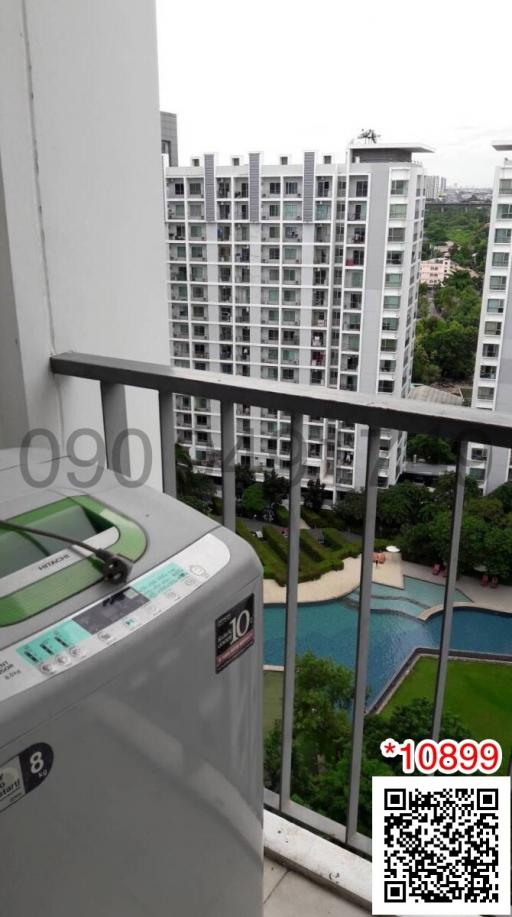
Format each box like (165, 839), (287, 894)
(382, 739), (397, 756)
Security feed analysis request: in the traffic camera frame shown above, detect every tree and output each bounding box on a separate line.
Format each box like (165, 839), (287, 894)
(490, 481), (512, 515)
(240, 482), (268, 518)
(235, 463), (255, 499)
(377, 482), (432, 534)
(406, 434), (456, 465)
(262, 469), (288, 507)
(304, 477), (326, 513)
(365, 698), (472, 773)
(334, 490), (365, 529)
(483, 525), (512, 580)
(428, 510), (487, 571)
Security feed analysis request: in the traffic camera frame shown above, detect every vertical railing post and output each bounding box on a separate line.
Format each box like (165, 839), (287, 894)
(100, 382), (131, 477)
(279, 412), (303, 809)
(346, 426), (381, 843)
(432, 441), (468, 741)
(159, 390), (177, 498)
(221, 400), (236, 531)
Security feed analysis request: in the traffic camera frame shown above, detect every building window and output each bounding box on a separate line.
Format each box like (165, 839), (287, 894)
(285, 181), (298, 195)
(385, 272), (402, 287)
(355, 180), (368, 197)
(484, 321), (502, 335)
(232, 157), (240, 166)
(386, 251), (403, 265)
(315, 203), (331, 219)
(269, 181), (280, 195)
(280, 156), (289, 165)
(499, 178), (512, 194)
(497, 203), (512, 219)
(391, 179), (408, 195)
(389, 204), (407, 219)
(284, 247), (297, 261)
(492, 251), (509, 267)
(192, 158), (200, 167)
(378, 379), (394, 393)
(283, 268), (296, 283)
(323, 155), (332, 164)
(495, 228), (511, 243)
(489, 275), (507, 291)
(477, 387), (494, 401)
(189, 181), (202, 196)
(388, 227), (406, 242)
(268, 288), (279, 304)
(283, 203), (301, 219)
(269, 203), (280, 218)
(487, 298), (504, 313)
(482, 343), (499, 358)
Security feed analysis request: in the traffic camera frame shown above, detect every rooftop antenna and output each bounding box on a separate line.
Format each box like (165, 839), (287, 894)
(358, 129), (380, 144)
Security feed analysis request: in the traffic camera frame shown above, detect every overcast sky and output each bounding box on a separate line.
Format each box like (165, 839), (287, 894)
(156, 0), (512, 186)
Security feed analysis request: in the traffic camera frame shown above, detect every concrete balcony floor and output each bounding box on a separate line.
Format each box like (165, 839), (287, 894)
(264, 858), (367, 917)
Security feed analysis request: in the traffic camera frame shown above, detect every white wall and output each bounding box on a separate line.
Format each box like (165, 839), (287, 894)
(0, 0), (168, 487)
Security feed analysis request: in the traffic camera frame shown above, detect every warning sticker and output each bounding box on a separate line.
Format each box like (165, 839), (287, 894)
(0, 742), (53, 814)
(215, 597), (254, 673)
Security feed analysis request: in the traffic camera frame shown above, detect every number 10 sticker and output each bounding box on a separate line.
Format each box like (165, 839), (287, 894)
(0, 742), (54, 814)
(215, 597), (255, 673)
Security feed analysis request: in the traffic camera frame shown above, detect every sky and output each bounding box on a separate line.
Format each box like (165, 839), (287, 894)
(156, 0), (512, 186)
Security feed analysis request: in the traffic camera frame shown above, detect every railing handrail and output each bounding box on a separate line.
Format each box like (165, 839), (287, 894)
(51, 351), (512, 448)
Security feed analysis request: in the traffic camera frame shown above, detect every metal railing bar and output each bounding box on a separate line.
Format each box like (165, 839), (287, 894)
(220, 400), (236, 531)
(158, 391), (177, 498)
(431, 441), (468, 741)
(279, 413), (304, 807)
(50, 353), (512, 449)
(100, 382), (131, 477)
(346, 426), (381, 844)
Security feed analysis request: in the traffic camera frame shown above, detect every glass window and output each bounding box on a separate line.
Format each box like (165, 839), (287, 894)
(382, 317), (399, 331)
(190, 225), (203, 238)
(495, 228), (511, 243)
(378, 379), (394, 393)
(315, 203), (331, 219)
(389, 204), (407, 219)
(174, 203), (185, 217)
(285, 181), (298, 195)
(497, 203), (512, 219)
(283, 289), (297, 303)
(385, 273), (402, 287)
(189, 181), (202, 196)
(283, 268), (296, 282)
(269, 203), (280, 218)
(499, 178), (512, 194)
(268, 247), (280, 261)
(386, 251), (403, 265)
(388, 227), (406, 242)
(483, 343), (499, 358)
(269, 181), (281, 195)
(484, 321), (502, 335)
(269, 225), (280, 239)
(381, 339), (397, 352)
(477, 387), (494, 401)
(176, 245), (186, 258)
(391, 179), (408, 195)
(384, 295), (401, 309)
(492, 251), (509, 267)
(268, 289), (279, 304)
(283, 203), (301, 219)
(487, 298), (504, 313)
(490, 275), (507, 290)
(284, 247), (297, 261)
(188, 203), (202, 218)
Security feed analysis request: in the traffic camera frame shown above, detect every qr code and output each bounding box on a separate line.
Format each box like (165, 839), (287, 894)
(372, 777), (511, 914)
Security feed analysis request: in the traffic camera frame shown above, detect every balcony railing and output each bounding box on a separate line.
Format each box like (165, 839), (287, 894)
(50, 352), (512, 856)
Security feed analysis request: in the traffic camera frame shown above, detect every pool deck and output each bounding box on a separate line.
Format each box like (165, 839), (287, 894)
(263, 556), (512, 614)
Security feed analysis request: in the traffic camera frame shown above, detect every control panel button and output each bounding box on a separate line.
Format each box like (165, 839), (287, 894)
(98, 632), (112, 643)
(56, 653), (71, 666)
(189, 565), (207, 577)
(70, 646), (85, 659)
(184, 576), (196, 587)
(40, 662), (57, 675)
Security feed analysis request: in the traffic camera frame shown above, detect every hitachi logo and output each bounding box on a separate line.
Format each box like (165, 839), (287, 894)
(37, 553), (70, 572)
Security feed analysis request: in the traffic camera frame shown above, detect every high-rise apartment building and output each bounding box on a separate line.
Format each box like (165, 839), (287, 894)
(425, 174), (447, 200)
(470, 142), (512, 491)
(165, 141), (431, 498)
(160, 111), (178, 166)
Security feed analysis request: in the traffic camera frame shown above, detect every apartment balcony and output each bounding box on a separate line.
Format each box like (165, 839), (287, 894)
(18, 227), (512, 916)
(261, 349), (279, 365)
(283, 226), (302, 242)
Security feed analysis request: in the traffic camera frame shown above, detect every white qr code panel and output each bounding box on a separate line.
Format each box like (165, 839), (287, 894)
(372, 777), (511, 915)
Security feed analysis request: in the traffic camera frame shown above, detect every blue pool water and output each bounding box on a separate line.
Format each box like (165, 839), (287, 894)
(264, 579), (512, 704)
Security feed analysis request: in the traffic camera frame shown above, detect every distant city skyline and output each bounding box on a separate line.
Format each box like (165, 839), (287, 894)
(156, 0), (512, 186)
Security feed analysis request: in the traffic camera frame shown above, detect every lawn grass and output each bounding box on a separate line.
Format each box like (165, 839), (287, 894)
(381, 656), (512, 769)
(263, 669), (283, 737)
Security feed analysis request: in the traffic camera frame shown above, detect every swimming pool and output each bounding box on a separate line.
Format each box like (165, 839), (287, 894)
(264, 579), (512, 705)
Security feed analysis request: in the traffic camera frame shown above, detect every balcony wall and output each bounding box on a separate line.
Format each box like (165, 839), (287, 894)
(0, 0), (168, 485)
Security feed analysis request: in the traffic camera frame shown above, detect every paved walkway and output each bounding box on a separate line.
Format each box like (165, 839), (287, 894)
(263, 555), (512, 612)
(263, 553), (403, 604)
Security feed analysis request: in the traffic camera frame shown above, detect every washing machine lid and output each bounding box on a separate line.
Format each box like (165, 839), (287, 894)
(0, 495), (146, 627)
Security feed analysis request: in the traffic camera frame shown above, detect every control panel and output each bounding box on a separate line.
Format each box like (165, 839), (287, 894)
(0, 533), (229, 702)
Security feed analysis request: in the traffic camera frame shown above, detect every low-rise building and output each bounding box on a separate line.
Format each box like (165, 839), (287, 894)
(420, 255), (453, 286)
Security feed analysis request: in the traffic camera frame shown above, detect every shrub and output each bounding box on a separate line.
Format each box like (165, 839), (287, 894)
(299, 530), (326, 563)
(275, 504), (290, 526)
